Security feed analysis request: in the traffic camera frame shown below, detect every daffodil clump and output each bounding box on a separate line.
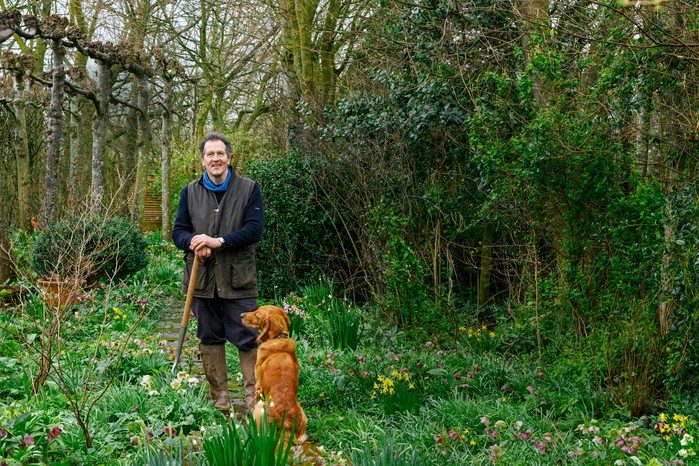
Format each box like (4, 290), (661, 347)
(459, 324), (497, 352)
(654, 412), (696, 461)
(370, 370), (419, 415)
(106, 306), (129, 331)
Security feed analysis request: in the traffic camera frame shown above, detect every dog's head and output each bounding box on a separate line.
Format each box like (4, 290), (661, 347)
(241, 305), (291, 342)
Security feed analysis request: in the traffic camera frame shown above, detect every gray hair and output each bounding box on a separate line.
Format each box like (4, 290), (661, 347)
(198, 132), (232, 157)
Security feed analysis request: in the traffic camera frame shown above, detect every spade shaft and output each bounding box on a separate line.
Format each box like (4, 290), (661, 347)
(171, 258), (199, 373)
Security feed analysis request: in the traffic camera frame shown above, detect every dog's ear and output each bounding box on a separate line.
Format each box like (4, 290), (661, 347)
(259, 314), (272, 341)
(255, 309), (270, 343)
(267, 313), (289, 339)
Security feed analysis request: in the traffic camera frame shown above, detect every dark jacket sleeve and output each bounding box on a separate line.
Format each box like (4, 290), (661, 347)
(220, 182), (264, 250)
(172, 185), (194, 251)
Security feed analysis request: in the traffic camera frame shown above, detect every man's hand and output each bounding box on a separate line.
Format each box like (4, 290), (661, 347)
(190, 234), (222, 258)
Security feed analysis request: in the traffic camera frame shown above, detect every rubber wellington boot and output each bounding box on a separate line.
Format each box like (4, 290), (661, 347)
(200, 344), (231, 414)
(239, 348), (257, 412)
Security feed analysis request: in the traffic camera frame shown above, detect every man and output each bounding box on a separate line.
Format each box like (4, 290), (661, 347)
(172, 132), (263, 415)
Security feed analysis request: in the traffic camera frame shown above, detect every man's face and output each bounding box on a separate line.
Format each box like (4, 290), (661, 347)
(202, 140), (231, 182)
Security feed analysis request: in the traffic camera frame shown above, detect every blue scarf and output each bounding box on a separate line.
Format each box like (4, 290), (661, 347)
(203, 167), (231, 192)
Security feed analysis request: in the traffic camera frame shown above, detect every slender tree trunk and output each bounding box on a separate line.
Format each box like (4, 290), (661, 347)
(123, 77), (140, 216)
(294, 0), (317, 100)
(68, 95), (81, 207)
(630, 5), (651, 181)
(432, 219), (441, 307)
(194, 0), (209, 140)
(131, 75), (150, 227)
(43, 40), (65, 225)
(654, 0), (689, 335)
(658, 184), (676, 336)
(516, 0), (549, 104)
(0, 233), (12, 284)
(0, 133), (13, 281)
(191, 79), (198, 139)
(69, 1), (91, 206)
(31, 0), (52, 75)
(478, 222), (495, 308)
(161, 80), (173, 240)
(90, 61), (110, 216)
(13, 71), (31, 232)
(319, 0), (339, 105)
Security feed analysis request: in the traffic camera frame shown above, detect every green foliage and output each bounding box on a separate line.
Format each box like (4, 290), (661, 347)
(201, 420), (245, 465)
(2, 238), (699, 464)
(349, 435), (420, 466)
(326, 299), (361, 351)
(299, 276), (334, 310)
(201, 414), (292, 466)
(140, 438), (197, 466)
(663, 186), (699, 394)
(297, 277), (361, 350)
(0, 410), (65, 466)
(245, 152), (339, 298)
(31, 215), (148, 282)
(371, 370), (420, 415)
(367, 203), (429, 327)
(280, 293), (308, 339)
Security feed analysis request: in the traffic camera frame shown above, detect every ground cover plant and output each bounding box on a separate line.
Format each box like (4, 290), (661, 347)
(0, 232), (697, 465)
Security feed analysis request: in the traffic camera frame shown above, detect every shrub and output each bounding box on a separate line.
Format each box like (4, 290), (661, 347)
(31, 215), (148, 283)
(244, 152), (339, 298)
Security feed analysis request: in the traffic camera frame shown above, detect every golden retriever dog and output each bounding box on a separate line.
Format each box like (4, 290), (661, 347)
(242, 305), (308, 443)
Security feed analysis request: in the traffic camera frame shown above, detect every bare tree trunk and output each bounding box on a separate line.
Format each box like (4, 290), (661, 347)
(0, 232), (12, 284)
(319, 0), (339, 104)
(43, 40), (65, 225)
(630, 5), (651, 181)
(90, 61), (110, 216)
(31, 0), (52, 74)
(123, 77), (140, 216)
(68, 0), (91, 207)
(13, 71), (31, 232)
(658, 189), (676, 336)
(478, 222), (495, 308)
(68, 95), (81, 207)
(131, 75), (150, 227)
(161, 79), (173, 240)
(190, 79), (198, 139)
(515, 0), (549, 104)
(654, 0), (690, 336)
(0, 142), (13, 281)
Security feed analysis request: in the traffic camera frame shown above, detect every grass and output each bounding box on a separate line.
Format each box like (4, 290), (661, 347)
(0, 237), (697, 465)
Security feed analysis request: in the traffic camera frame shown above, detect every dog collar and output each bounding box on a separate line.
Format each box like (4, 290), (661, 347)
(275, 333), (289, 339)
